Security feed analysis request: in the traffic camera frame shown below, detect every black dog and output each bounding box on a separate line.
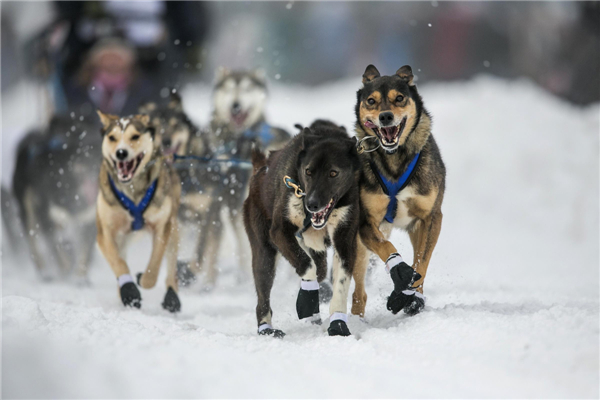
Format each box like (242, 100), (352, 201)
(243, 120), (361, 337)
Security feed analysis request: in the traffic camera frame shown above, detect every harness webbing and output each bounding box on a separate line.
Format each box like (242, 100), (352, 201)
(370, 152), (421, 223)
(108, 174), (158, 231)
(243, 122), (273, 147)
(283, 175), (312, 238)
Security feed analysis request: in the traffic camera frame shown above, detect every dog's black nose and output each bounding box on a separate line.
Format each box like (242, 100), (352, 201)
(379, 111), (395, 126)
(162, 137), (172, 148)
(231, 101), (241, 115)
(116, 149), (128, 160)
(306, 197), (321, 213)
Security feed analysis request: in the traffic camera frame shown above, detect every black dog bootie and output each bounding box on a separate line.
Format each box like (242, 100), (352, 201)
(296, 282), (320, 320)
(120, 282), (142, 308)
(162, 287), (181, 313)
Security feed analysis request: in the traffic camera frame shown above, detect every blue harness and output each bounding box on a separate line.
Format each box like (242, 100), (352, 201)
(243, 122), (273, 147)
(371, 153), (421, 223)
(108, 175), (158, 231)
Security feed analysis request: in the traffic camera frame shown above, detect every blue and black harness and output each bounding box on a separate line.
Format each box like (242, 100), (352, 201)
(370, 152), (421, 223)
(108, 175), (158, 231)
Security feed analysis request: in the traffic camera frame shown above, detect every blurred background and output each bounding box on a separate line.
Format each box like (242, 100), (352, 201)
(2, 1), (599, 184)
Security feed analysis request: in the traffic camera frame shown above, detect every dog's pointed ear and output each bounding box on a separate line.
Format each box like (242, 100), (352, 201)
(97, 110), (116, 129)
(362, 64), (380, 84)
(136, 114), (150, 126)
(168, 92), (183, 112)
(396, 65), (414, 86)
(139, 101), (157, 115)
(300, 128), (312, 150)
(215, 66), (230, 82)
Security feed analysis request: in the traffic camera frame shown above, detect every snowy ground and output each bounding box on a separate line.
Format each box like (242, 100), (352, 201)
(2, 76), (599, 398)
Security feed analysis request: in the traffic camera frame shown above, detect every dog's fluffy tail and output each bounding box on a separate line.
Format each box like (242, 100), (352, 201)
(251, 144), (267, 172)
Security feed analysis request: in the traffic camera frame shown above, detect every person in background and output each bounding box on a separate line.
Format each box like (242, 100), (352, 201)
(63, 38), (157, 116)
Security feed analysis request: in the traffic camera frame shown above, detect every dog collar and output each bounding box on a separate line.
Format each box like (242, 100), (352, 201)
(283, 176), (312, 237)
(370, 152), (420, 223)
(243, 122), (274, 147)
(108, 174), (158, 231)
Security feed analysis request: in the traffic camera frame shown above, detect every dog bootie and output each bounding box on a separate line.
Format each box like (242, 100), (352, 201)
(403, 291), (426, 316)
(258, 323), (286, 338)
(162, 287), (181, 313)
(296, 280), (320, 320)
(328, 313), (351, 337)
(120, 282), (142, 309)
(176, 261), (196, 287)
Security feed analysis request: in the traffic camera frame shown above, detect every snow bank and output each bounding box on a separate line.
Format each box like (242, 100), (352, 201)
(2, 76), (598, 398)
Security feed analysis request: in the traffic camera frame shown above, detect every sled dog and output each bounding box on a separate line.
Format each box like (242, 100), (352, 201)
(352, 65), (445, 318)
(12, 116), (100, 280)
(95, 111), (181, 312)
(179, 68), (291, 288)
(243, 120), (361, 337)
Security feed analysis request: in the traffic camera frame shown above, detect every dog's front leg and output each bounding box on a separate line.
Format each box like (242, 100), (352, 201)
(96, 218), (141, 308)
(399, 210), (443, 315)
(138, 220), (171, 290)
(327, 222), (357, 336)
(161, 215), (181, 313)
(270, 219), (319, 321)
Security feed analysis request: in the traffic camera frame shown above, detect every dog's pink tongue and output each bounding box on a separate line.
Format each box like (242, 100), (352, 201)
(381, 126), (397, 141)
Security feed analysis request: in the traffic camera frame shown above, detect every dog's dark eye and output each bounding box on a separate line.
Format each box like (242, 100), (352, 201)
(305, 168), (311, 176)
(108, 136), (117, 142)
(130, 135), (140, 141)
(395, 95), (404, 102)
(330, 170), (338, 178)
(367, 98), (376, 105)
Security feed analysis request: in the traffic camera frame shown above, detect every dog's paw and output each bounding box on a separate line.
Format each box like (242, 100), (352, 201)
(318, 280), (333, 303)
(162, 287), (181, 313)
(296, 286), (320, 320)
(387, 289), (426, 315)
(327, 320), (351, 337)
(176, 261), (196, 287)
(386, 290), (413, 315)
(258, 324), (286, 338)
(120, 282), (142, 309)
(403, 292), (426, 316)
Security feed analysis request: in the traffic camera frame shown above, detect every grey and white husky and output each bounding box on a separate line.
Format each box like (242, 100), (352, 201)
(179, 68), (291, 288)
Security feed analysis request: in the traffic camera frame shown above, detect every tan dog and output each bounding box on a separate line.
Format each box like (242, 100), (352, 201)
(95, 111), (182, 312)
(351, 65), (445, 318)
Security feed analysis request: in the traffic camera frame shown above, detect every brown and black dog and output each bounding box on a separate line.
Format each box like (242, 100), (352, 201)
(351, 65), (446, 317)
(95, 111), (182, 312)
(243, 121), (361, 337)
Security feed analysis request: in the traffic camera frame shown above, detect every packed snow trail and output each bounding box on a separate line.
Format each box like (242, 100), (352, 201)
(3, 77), (598, 398)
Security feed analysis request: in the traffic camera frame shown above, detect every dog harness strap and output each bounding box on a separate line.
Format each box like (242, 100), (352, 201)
(108, 174), (158, 231)
(371, 152), (421, 223)
(244, 122), (274, 147)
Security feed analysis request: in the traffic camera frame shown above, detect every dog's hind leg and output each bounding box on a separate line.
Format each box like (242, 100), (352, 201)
(351, 238), (369, 318)
(23, 189), (50, 279)
(253, 244), (282, 337)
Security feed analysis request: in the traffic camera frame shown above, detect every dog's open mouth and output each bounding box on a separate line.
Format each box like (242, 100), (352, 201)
(365, 117), (407, 150)
(310, 198), (336, 230)
(114, 152), (144, 182)
(231, 111), (248, 127)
